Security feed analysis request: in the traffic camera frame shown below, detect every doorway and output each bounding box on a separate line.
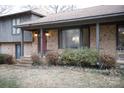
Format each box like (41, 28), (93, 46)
(15, 44), (21, 59)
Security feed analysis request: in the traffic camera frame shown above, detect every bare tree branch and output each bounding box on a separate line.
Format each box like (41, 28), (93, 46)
(44, 5), (77, 14)
(0, 5), (13, 14)
(21, 5), (42, 10)
(20, 5), (77, 14)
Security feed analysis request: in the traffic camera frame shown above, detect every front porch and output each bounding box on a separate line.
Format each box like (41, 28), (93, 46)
(20, 22), (124, 64)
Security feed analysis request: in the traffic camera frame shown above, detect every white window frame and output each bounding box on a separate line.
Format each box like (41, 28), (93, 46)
(12, 18), (21, 35)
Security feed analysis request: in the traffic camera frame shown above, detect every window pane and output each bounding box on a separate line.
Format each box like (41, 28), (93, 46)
(118, 26), (124, 49)
(16, 18), (20, 25)
(12, 28), (16, 34)
(12, 19), (16, 35)
(12, 19), (16, 26)
(12, 18), (21, 35)
(17, 28), (21, 34)
(62, 29), (80, 48)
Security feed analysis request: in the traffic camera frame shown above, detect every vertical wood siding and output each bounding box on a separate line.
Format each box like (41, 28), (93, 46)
(0, 14), (42, 42)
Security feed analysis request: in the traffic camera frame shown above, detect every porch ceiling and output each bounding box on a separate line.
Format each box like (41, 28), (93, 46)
(22, 28), (41, 31)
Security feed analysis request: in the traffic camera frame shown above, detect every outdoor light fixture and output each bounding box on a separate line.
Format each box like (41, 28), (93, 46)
(122, 31), (124, 34)
(34, 32), (38, 37)
(45, 32), (50, 37)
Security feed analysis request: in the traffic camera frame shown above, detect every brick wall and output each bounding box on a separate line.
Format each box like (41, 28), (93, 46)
(46, 25), (117, 57)
(31, 35), (38, 54)
(24, 43), (33, 57)
(90, 24), (116, 57)
(0, 42), (38, 58)
(47, 29), (58, 51)
(24, 34), (38, 57)
(0, 43), (15, 57)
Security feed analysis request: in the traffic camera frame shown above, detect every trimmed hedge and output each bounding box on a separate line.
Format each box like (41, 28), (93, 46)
(60, 48), (99, 67)
(31, 48), (116, 69)
(0, 54), (15, 64)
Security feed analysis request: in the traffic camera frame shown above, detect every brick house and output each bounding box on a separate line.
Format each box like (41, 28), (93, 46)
(17, 5), (124, 63)
(0, 10), (44, 59)
(1, 5), (124, 64)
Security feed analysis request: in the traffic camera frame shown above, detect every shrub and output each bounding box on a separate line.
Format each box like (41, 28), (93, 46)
(5, 55), (15, 64)
(60, 49), (79, 66)
(31, 54), (42, 66)
(100, 54), (116, 68)
(0, 54), (5, 64)
(46, 51), (60, 65)
(79, 48), (98, 66)
(60, 48), (99, 67)
(0, 54), (15, 64)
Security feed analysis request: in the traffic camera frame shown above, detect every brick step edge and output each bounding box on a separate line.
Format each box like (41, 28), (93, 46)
(18, 61), (33, 64)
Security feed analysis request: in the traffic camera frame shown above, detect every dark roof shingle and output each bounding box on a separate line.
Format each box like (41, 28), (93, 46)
(19, 5), (124, 27)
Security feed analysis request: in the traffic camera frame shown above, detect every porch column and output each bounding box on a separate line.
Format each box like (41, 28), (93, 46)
(40, 28), (43, 56)
(21, 29), (24, 57)
(96, 22), (100, 63)
(96, 22), (100, 50)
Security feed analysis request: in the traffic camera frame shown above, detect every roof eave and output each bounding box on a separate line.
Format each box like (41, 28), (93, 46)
(30, 11), (45, 17)
(17, 12), (124, 28)
(0, 10), (45, 18)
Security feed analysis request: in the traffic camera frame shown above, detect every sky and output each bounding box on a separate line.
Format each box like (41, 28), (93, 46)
(0, 0), (124, 14)
(0, 0), (124, 8)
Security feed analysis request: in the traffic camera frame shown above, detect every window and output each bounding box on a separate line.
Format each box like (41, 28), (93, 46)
(117, 25), (124, 50)
(61, 29), (80, 48)
(12, 18), (21, 35)
(59, 27), (90, 49)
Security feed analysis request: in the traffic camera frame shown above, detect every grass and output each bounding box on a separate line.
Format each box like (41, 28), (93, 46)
(0, 64), (123, 88)
(119, 69), (124, 88)
(120, 77), (124, 88)
(0, 78), (19, 88)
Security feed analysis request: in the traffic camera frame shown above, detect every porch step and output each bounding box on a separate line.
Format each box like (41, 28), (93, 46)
(14, 63), (32, 67)
(116, 60), (124, 69)
(117, 60), (124, 64)
(17, 57), (32, 64)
